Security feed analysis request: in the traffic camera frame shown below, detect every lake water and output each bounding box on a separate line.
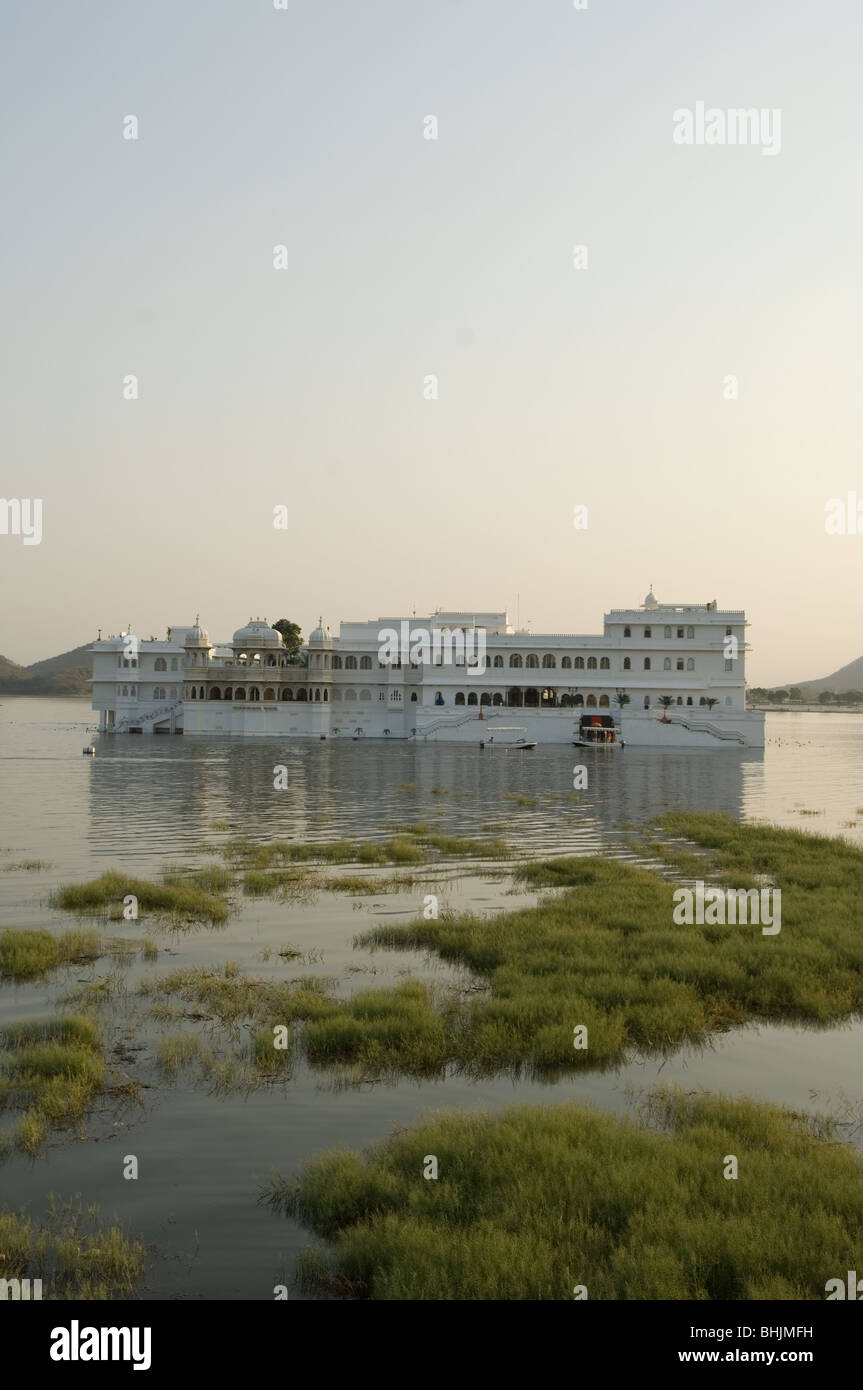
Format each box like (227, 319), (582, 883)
(1, 697), (862, 1299)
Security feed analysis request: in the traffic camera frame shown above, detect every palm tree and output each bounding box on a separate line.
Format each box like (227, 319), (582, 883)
(705, 697), (719, 713)
(658, 695), (675, 710)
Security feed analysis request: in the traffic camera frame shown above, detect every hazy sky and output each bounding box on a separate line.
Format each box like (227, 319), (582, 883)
(2, 1), (861, 685)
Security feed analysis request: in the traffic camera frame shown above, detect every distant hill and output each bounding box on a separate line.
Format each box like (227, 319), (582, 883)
(0, 643), (92, 697)
(785, 653), (863, 698)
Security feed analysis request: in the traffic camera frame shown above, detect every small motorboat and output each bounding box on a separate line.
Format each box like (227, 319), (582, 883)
(514, 738), (537, 750)
(82, 745), (96, 756)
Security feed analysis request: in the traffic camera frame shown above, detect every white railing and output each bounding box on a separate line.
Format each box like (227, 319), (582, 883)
(653, 711), (746, 744)
(110, 700), (182, 734)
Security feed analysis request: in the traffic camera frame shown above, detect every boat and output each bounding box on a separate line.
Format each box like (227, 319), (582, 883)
(481, 727), (537, 750)
(574, 714), (618, 746)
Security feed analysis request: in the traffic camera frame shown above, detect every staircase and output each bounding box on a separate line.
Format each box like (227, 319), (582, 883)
(655, 712), (746, 745)
(109, 701), (182, 734)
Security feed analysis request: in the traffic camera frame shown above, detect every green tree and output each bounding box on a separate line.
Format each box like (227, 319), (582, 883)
(818, 690), (835, 705)
(705, 697), (719, 712)
(658, 695), (675, 710)
(272, 620), (303, 661)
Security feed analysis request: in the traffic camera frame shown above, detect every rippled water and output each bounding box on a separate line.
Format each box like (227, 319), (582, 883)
(1, 698), (862, 1298)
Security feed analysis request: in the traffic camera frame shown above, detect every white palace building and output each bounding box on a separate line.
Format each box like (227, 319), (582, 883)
(90, 592), (765, 749)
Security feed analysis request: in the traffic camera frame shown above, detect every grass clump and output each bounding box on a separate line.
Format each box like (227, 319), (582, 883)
(356, 816), (863, 1073)
(0, 928), (101, 980)
(53, 870), (229, 924)
(264, 1089), (863, 1300)
(0, 1015), (106, 1154)
(0, 1195), (145, 1298)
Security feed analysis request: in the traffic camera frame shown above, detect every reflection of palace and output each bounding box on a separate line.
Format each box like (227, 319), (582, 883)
(90, 591), (765, 748)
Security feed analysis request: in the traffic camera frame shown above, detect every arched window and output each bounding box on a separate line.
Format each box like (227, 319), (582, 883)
(359, 689), (371, 701)
(644, 627), (652, 639)
(344, 689), (357, 701)
(410, 692), (417, 702)
(663, 657), (671, 670)
(561, 656), (572, 669)
(323, 689), (329, 701)
(493, 655), (503, 668)
(599, 694), (610, 707)
(297, 689), (307, 701)
(574, 657), (584, 669)
(360, 655), (372, 669)
(699, 696), (707, 705)
(266, 656), (276, 667)
(643, 658), (651, 670)
(455, 692), (465, 705)
(434, 691), (444, 705)
(573, 694), (583, 706)
(207, 687), (219, 701)
(189, 687), (195, 699)
(314, 689), (320, 701)
(332, 655), (342, 669)
(686, 696), (693, 705)
(664, 626), (672, 639)
(587, 657), (597, 670)
(249, 687), (260, 701)
(623, 657), (631, 670)
(686, 658), (695, 671)
(624, 626), (631, 638)
(600, 657), (610, 670)
(510, 654), (522, 668)
(687, 627), (694, 639)
(492, 693), (503, 706)
(235, 687), (245, 700)
(480, 692), (491, 705)
(526, 654), (539, 668)
(542, 655), (555, 668)
(199, 686), (204, 700)
(345, 656), (357, 669)
(643, 695), (650, 708)
(263, 688), (275, 701)
(281, 688), (292, 701)
(524, 688), (539, 706)
(467, 692), (478, 705)
(154, 657), (167, 672)
(677, 696), (683, 705)
(586, 694), (597, 707)
(390, 690), (402, 703)
(677, 659), (684, 671)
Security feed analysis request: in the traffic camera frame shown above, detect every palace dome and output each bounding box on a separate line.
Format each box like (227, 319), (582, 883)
(308, 617), (331, 644)
(232, 618), (281, 649)
(185, 621), (211, 646)
(643, 589), (658, 609)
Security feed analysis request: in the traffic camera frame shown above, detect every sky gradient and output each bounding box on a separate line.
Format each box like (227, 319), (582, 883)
(1, 1), (861, 685)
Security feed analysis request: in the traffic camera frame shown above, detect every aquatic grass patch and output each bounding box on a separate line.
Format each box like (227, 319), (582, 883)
(2, 858), (52, 872)
(353, 818), (863, 1073)
(0, 1195), (145, 1299)
(304, 981), (449, 1073)
(162, 864), (235, 895)
(224, 832), (509, 873)
(0, 928), (102, 979)
(53, 870), (229, 924)
(264, 1089), (863, 1300)
(0, 1015), (107, 1155)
